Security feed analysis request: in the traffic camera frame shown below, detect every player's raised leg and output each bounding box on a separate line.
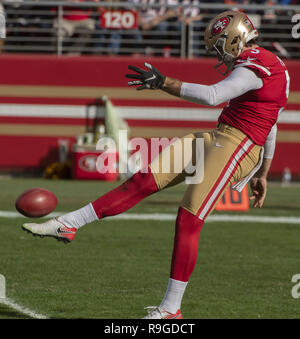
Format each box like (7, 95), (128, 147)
(22, 136), (190, 242)
(22, 167), (159, 242)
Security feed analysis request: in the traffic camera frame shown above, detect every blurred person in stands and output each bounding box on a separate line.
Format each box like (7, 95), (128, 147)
(249, 0), (291, 4)
(275, 0), (292, 4)
(94, 0), (124, 55)
(53, 0), (96, 54)
(177, 0), (203, 57)
(0, 2), (5, 51)
(4, 1), (54, 52)
(262, 0), (293, 58)
(0, 2), (5, 38)
(130, 0), (179, 56)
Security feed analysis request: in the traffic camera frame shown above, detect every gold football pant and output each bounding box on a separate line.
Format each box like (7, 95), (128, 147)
(91, 123), (262, 282)
(150, 123), (262, 220)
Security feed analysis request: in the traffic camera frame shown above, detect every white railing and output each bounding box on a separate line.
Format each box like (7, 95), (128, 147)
(1, 1), (300, 58)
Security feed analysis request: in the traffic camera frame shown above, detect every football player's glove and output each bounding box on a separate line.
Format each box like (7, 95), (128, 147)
(126, 62), (166, 90)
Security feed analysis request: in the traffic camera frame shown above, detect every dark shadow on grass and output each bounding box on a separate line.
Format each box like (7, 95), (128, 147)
(0, 304), (31, 319)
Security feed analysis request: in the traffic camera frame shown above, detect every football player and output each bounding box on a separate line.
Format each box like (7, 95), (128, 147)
(22, 11), (289, 319)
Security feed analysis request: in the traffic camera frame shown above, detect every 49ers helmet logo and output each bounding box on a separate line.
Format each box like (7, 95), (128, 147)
(211, 17), (230, 35)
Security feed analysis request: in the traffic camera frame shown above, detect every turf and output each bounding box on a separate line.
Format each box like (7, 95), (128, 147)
(0, 177), (300, 319)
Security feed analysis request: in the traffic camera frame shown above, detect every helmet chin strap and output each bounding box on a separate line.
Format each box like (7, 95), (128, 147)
(213, 60), (234, 76)
(213, 60), (229, 76)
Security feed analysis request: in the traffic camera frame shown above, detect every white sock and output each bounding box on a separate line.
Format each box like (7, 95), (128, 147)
(160, 278), (188, 314)
(58, 203), (98, 229)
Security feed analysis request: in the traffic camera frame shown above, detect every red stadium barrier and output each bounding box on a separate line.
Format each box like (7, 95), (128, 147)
(0, 54), (299, 179)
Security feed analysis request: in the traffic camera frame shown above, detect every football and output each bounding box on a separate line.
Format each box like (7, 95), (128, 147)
(15, 188), (58, 218)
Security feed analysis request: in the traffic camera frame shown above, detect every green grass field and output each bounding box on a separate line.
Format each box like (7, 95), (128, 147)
(1, 177), (300, 319)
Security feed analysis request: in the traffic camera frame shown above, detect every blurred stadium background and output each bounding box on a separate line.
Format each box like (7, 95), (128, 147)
(1, 0), (300, 320)
(0, 0), (299, 181)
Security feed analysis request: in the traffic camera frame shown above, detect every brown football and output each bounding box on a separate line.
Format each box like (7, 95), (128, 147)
(15, 188), (58, 218)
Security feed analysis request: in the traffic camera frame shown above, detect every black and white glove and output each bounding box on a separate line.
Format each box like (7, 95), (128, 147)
(126, 62), (166, 90)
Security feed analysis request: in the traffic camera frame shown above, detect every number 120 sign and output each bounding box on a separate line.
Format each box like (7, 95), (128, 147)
(100, 10), (138, 29)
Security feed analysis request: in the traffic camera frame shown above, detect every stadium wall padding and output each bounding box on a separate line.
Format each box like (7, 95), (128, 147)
(0, 54), (300, 178)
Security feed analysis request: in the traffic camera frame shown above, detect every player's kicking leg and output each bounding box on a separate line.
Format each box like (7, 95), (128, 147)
(22, 167), (160, 243)
(21, 133), (192, 243)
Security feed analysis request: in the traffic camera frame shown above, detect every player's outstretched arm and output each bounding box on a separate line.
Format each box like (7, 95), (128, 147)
(126, 63), (263, 106)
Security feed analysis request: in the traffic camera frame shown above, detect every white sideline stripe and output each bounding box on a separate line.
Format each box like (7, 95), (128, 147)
(0, 211), (63, 218)
(3, 210), (300, 224)
(107, 214), (300, 224)
(0, 298), (48, 319)
(207, 215), (300, 224)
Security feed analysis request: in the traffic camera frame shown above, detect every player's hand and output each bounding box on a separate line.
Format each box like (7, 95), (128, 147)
(126, 62), (166, 90)
(249, 177), (267, 208)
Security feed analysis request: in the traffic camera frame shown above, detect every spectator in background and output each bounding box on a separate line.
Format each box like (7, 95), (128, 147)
(134, 0), (178, 31)
(5, 0), (55, 53)
(178, 0), (203, 57)
(130, 0), (179, 56)
(0, 3), (5, 39)
(178, 0), (202, 26)
(94, 0), (124, 55)
(53, 0), (96, 54)
(0, 2), (5, 52)
(277, 0), (291, 4)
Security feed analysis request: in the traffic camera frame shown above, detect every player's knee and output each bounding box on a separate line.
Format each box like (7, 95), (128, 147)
(176, 207), (204, 234)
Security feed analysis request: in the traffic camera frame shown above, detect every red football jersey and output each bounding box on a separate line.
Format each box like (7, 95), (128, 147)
(218, 47), (290, 146)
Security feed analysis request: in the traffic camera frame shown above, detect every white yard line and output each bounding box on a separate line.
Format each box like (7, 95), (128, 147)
(0, 297), (48, 319)
(0, 211), (62, 218)
(106, 214), (300, 224)
(2, 210), (300, 224)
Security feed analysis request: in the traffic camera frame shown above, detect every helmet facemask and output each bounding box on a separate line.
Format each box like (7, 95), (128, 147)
(210, 32), (245, 75)
(211, 36), (236, 75)
(204, 11), (259, 76)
